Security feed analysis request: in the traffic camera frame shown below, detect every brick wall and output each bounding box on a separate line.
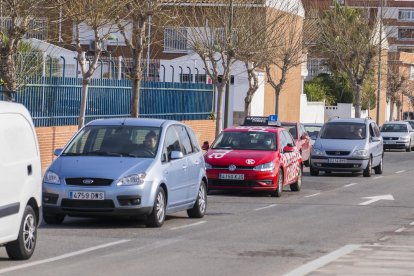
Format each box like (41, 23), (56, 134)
(36, 120), (216, 171)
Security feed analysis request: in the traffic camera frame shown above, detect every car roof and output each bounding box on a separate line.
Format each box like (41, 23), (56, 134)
(223, 126), (281, 133)
(0, 101), (31, 118)
(86, 118), (179, 128)
(327, 118), (369, 124)
(303, 123), (323, 126)
(281, 122), (297, 126)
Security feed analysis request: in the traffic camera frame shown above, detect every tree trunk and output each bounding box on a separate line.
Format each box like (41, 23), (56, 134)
(130, 20), (146, 118)
(244, 88), (255, 117)
(215, 84), (225, 137)
(397, 104), (402, 120)
(0, 52), (17, 101)
(275, 89), (281, 115)
(389, 98), (395, 121)
(78, 78), (90, 129)
(354, 83), (363, 118)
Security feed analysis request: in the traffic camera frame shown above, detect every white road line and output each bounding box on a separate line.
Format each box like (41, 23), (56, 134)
(395, 170), (406, 174)
(395, 227), (406, 233)
(410, 222), (414, 226)
(170, 221), (206, 230)
(305, 193), (321, 198)
(284, 244), (361, 276)
(254, 204), (277, 211)
(0, 239), (130, 274)
(344, 183), (358, 187)
(373, 176), (384, 180)
(378, 236), (389, 241)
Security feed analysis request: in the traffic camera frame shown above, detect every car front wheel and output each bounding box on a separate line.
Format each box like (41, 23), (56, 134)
(271, 169), (283, 197)
(187, 181), (207, 218)
(6, 205), (37, 260)
(146, 187), (166, 228)
(363, 157), (372, 177)
(310, 165), (319, 176)
(374, 156), (383, 175)
(290, 166), (302, 192)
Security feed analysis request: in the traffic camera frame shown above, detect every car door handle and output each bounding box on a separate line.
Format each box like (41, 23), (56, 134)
(163, 170), (169, 175)
(182, 164), (187, 170)
(195, 160), (200, 165)
(27, 165), (32, 176)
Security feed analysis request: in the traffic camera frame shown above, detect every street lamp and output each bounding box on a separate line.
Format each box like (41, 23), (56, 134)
(376, 0), (384, 125)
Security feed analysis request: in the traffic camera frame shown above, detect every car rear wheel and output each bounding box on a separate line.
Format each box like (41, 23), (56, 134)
(363, 157), (372, 177)
(374, 156), (383, 175)
(42, 212), (65, 225)
(310, 165), (319, 176)
(290, 166), (302, 192)
(187, 181), (207, 218)
(6, 205), (37, 260)
(271, 169), (283, 197)
(146, 187), (166, 228)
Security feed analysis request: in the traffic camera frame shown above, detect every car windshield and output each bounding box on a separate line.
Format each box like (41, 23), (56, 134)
(304, 125), (322, 140)
(281, 124), (297, 139)
(320, 122), (366, 140)
(407, 121), (414, 129)
(62, 125), (161, 158)
(211, 131), (277, 151)
(381, 124), (408, 133)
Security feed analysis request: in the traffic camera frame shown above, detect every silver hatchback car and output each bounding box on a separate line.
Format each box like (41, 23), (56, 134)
(310, 118), (383, 177)
(42, 118), (207, 227)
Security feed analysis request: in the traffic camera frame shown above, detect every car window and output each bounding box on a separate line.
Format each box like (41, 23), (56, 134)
(283, 130), (295, 146)
(372, 123), (381, 137)
(408, 121), (414, 129)
(369, 124), (374, 138)
(282, 124), (297, 139)
(381, 124), (408, 133)
(279, 131), (287, 152)
(304, 125), (322, 140)
(174, 125), (193, 155)
(320, 122), (366, 140)
(186, 127), (200, 153)
(298, 124), (304, 138)
(212, 131), (277, 151)
(162, 126), (182, 162)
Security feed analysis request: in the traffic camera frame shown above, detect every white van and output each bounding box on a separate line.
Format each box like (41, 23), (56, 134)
(0, 101), (41, 260)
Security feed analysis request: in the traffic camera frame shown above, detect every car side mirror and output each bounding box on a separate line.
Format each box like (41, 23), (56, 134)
(283, 145), (295, 153)
(371, 137), (381, 142)
(202, 141), (210, 150)
(54, 148), (63, 156)
(171, 151), (184, 160)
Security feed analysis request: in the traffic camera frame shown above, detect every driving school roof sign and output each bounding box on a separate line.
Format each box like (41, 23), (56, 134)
(243, 115), (280, 127)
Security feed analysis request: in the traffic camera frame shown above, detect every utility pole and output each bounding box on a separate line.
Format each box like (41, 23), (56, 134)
(376, 0), (383, 125)
(223, 0), (233, 129)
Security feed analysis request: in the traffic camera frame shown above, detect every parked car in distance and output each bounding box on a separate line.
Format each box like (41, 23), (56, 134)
(205, 116), (303, 197)
(381, 121), (414, 152)
(281, 122), (311, 166)
(303, 123), (324, 146)
(310, 118), (383, 177)
(42, 118), (207, 228)
(0, 101), (42, 260)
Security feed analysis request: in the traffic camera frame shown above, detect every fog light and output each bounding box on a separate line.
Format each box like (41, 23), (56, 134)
(353, 164), (359, 168)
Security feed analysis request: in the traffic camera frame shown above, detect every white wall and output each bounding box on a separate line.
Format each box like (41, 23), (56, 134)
(300, 94), (325, 123)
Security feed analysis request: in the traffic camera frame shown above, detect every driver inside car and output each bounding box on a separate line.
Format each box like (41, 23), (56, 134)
(142, 131), (158, 154)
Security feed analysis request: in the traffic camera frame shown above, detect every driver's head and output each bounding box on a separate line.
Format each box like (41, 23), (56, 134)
(144, 131), (157, 150)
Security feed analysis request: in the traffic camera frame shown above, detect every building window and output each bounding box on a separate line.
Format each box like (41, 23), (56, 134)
(399, 10), (414, 21)
(306, 58), (330, 79)
(164, 27), (188, 53)
(398, 28), (414, 40)
(1, 17), (48, 40)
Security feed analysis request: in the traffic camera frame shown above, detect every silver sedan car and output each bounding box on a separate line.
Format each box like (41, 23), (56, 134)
(381, 121), (414, 152)
(42, 118), (207, 227)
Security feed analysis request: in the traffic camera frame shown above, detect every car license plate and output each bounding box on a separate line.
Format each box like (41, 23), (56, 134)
(385, 141), (395, 144)
(328, 158), (347, 164)
(68, 191), (105, 200)
(219, 173), (244, 180)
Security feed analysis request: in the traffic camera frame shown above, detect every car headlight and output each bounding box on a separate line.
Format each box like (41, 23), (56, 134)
(311, 148), (324, 156)
(353, 149), (368, 158)
(43, 171), (61, 184)
(400, 136), (410, 141)
(117, 173), (146, 186)
(253, 162), (275, 172)
(205, 162), (212, 169)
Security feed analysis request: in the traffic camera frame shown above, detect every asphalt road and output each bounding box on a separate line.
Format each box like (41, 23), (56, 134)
(1, 150), (414, 276)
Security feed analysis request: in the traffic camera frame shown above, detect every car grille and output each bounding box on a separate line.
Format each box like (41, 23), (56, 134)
(61, 199), (115, 212)
(65, 178), (113, 186)
(383, 137), (398, 141)
(325, 151), (350, 156)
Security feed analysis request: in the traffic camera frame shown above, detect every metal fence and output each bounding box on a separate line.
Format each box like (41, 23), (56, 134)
(13, 77), (214, 127)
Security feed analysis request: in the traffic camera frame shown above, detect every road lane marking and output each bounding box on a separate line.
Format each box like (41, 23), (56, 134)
(254, 204), (277, 211)
(395, 170), (405, 174)
(379, 236), (389, 241)
(358, 195), (394, 206)
(305, 193), (321, 198)
(170, 221), (206, 230)
(373, 176), (384, 180)
(395, 227), (406, 233)
(410, 222), (414, 226)
(284, 244), (361, 276)
(344, 183), (358, 187)
(0, 239), (130, 274)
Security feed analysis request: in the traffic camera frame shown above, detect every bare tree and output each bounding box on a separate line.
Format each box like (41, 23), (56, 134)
(317, 2), (382, 118)
(59, 0), (124, 129)
(117, 0), (166, 118)
(265, 5), (305, 115)
(0, 0), (50, 101)
(386, 63), (410, 121)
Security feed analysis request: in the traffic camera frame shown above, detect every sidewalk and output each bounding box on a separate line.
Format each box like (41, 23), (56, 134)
(285, 221), (414, 275)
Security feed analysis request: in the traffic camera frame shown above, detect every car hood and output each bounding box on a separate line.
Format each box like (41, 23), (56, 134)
(381, 132), (409, 138)
(314, 139), (367, 152)
(48, 156), (153, 179)
(205, 149), (276, 167)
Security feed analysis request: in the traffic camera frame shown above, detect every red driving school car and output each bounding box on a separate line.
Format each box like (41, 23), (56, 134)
(204, 116), (303, 197)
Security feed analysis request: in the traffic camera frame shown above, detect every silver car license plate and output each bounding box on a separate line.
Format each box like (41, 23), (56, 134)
(69, 191), (105, 200)
(328, 158), (346, 164)
(219, 173), (244, 180)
